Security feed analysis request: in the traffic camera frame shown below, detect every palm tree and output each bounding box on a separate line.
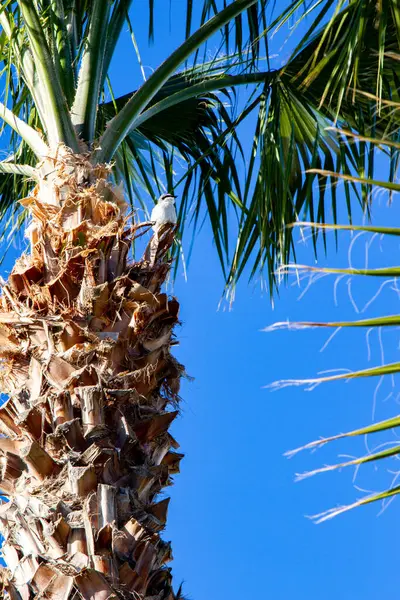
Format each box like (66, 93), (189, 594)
(0, 0), (396, 598)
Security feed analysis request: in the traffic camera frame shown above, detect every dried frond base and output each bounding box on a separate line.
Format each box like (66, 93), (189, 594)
(0, 148), (184, 599)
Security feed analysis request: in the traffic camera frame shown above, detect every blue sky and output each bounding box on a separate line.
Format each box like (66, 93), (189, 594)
(2, 2), (400, 599)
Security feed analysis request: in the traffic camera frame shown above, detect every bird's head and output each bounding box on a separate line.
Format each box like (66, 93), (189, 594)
(159, 193), (177, 204)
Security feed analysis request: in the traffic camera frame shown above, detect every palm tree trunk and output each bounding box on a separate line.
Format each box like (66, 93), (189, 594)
(0, 146), (183, 599)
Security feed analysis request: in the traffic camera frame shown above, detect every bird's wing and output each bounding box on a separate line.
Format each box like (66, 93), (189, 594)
(151, 203), (162, 222)
(165, 204), (177, 224)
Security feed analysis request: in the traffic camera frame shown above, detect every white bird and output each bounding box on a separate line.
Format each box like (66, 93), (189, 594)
(151, 193), (177, 232)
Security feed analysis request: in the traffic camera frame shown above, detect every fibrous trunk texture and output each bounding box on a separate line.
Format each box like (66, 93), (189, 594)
(0, 147), (184, 599)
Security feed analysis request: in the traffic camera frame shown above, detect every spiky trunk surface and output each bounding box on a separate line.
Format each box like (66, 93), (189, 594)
(0, 147), (184, 599)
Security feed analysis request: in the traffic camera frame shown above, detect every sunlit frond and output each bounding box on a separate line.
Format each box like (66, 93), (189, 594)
(268, 120), (400, 518)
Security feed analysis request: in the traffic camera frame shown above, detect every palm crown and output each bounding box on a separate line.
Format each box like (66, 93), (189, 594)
(0, 0), (398, 289)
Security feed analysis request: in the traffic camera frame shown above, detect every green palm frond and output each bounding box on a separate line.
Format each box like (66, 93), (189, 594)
(268, 115), (400, 519)
(224, 73), (370, 294)
(284, 0), (400, 127)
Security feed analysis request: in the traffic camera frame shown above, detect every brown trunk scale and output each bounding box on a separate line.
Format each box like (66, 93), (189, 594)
(0, 148), (184, 599)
